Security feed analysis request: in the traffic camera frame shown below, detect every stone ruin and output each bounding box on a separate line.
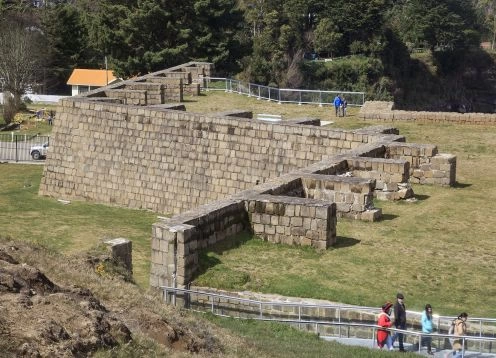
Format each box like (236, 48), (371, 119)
(360, 101), (496, 124)
(38, 62), (457, 290)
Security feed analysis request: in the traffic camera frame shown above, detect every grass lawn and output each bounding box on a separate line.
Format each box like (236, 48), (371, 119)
(0, 103), (56, 135)
(186, 92), (496, 317)
(0, 164), (157, 288)
(203, 314), (417, 358)
(2, 92), (495, 317)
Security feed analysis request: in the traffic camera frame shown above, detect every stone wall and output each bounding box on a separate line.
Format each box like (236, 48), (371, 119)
(171, 286), (496, 350)
(151, 200), (248, 288)
(345, 157), (413, 200)
(387, 142), (456, 186)
(246, 195), (336, 249)
(300, 174), (377, 220)
(40, 98), (399, 215)
(38, 62), (458, 290)
(360, 101), (496, 125)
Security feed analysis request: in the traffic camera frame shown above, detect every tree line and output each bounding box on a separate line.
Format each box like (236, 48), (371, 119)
(1, 0), (495, 120)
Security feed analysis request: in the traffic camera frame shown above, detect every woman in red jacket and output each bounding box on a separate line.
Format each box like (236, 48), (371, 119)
(377, 301), (394, 350)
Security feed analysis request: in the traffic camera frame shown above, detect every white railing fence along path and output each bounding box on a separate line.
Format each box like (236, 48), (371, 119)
(202, 77), (366, 107)
(162, 286), (496, 356)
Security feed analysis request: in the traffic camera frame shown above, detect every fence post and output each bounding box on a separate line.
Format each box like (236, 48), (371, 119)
(259, 302), (263, 319)
(15, 135), (18, 162)
(298, 305), (301, 330)
(319, 92), (323, 107)
(479, 319), (482, 353)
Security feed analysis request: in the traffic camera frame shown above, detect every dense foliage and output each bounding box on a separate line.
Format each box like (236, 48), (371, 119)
(1, 0), (495, 110)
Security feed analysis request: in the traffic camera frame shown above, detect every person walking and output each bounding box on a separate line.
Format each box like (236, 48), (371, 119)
(421, 304), (434, 355)
(333, 95), (342, 117)
(392, 292), (407, 352)
(377, 301), (394, 350)
(341, 97), (348, 117)
(452, 312), (468, 357)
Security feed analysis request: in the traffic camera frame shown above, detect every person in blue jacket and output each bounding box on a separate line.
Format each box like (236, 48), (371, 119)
(333, 95), (342, 117)
(421, 304), (434, 355)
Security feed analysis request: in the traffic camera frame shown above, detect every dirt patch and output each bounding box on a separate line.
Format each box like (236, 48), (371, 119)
(0, 247), (131, 356)
(0, 241), (223, 357)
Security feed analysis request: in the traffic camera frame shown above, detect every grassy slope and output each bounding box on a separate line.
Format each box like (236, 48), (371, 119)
(0, 164), (157, 288)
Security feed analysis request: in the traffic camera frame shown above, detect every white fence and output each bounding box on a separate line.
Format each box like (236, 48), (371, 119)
(202, 77), (366, 107)
(0, 93), (68, 105)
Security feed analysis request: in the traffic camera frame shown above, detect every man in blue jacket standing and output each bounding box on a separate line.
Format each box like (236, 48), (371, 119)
(333, 95), (342, 117)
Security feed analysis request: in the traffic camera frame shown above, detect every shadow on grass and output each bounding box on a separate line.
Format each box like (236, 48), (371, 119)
(195, 232), (253, 278)
(334, 236), (360, 249)
(381, 213), (399, 221)
(207, 231), (252, 255)
(414, 194), (430, 201)
(453, 181), (471, 189)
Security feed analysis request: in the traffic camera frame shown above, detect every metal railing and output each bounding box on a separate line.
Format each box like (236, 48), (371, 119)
(0, 133), (50, 162)
(202, 77), (366, 107)
(162, 286), (496, 356)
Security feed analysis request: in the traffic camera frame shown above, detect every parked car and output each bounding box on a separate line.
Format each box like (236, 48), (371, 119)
(30, 142), (49, 160)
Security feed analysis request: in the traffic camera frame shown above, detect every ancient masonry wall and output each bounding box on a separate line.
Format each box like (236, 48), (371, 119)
(151, 200), (248, 287)
(38, 62), (458, 290)
(359, 101), (496, 125)
(39, 99), (394, 215)
(246, 195), (337, 249)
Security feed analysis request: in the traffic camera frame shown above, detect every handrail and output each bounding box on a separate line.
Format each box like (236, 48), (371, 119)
(162, 286), (496, 323)
(202, 77), (366, 107)
(161, 286), (496, 346)
(179, 296), (496, 356)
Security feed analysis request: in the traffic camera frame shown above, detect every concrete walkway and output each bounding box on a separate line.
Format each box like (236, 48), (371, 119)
(322, 337), (496, 357)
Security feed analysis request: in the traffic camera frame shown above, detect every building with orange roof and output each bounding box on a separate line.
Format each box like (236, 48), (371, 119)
(67, 69), (121, 96)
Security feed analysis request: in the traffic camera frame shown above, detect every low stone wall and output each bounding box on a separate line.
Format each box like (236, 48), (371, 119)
(246, 195), (336, 249)
(174, 287), (496, 349)
(150, 200), (248, 288)
(346, 157), (413, 200)
(387, 142), (455, 186)
(300, 174), (377, 220)
(123, 82), (164, 105)
(360, 101), (496, 125)
(37, 62), (459, 291)
(103, 89), (147, 105)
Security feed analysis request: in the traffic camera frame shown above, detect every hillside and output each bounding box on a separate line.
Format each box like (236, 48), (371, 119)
(0, 237), (225, 357)
(1, 236), (415, 357)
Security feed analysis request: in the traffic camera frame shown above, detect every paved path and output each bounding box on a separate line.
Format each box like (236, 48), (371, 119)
(322, 337), (496, 357)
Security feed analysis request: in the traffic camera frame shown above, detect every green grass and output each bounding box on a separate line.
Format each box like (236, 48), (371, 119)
(186, 92), (496, 317)
(204, 314), (417, 358)
(0, 104), (56, 135)
(0, 164), (156, 287)
(3, 91), (496, 318)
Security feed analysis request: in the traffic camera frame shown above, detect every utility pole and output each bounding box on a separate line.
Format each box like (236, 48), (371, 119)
(105, 56), (109, 85)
